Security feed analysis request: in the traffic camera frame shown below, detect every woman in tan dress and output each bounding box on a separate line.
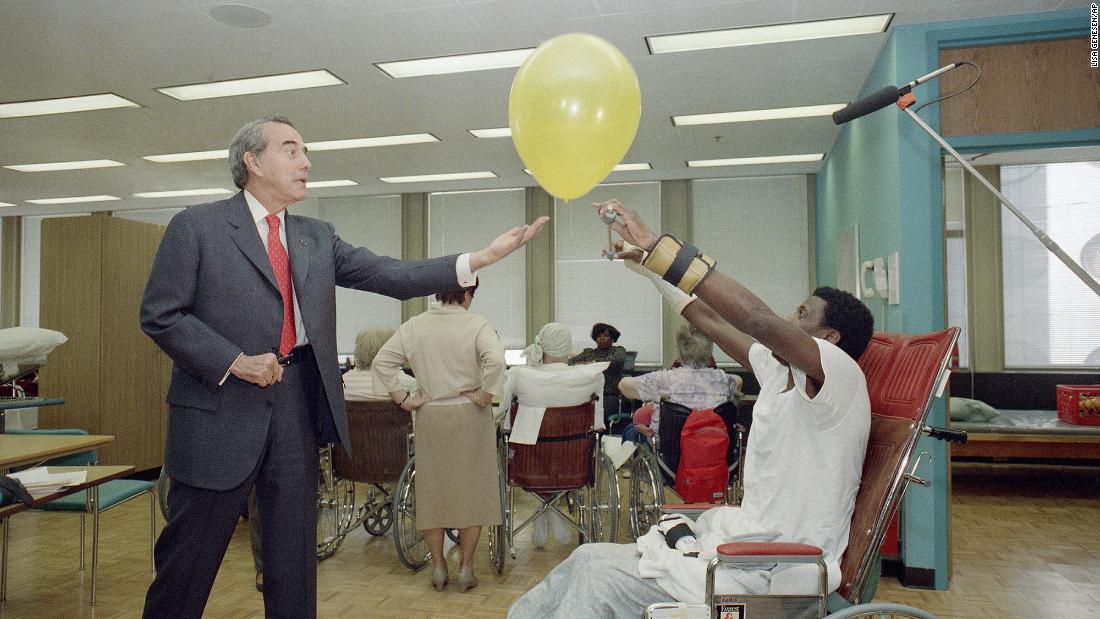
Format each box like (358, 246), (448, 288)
(372, 279), (504, 592)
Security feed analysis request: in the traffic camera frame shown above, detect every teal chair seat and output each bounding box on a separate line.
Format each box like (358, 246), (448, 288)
(37, 479), (156, 511)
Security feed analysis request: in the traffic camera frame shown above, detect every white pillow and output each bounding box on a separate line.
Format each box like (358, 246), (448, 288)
(0, 327), (68, 363)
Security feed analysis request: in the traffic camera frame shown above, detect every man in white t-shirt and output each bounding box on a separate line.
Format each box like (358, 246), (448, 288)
(507, 200), (874, 619)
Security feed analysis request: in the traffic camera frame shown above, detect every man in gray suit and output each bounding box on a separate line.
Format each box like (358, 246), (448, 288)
(140, 115), (547, 618)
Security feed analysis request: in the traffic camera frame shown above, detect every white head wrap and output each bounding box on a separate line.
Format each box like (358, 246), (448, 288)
(522, 322), (573, 365)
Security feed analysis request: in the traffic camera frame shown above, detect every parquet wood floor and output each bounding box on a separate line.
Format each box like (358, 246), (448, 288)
(1, 462), (1096, 618)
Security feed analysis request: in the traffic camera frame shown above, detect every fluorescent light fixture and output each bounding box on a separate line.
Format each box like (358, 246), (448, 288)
(613, 163), (652, 172)
(157, 70), (344, 101)
(307, 134), (439, 150)
(0, 93), (139, 119)
(134, 188), (234, 199)
(673, 104), (847, 126)
(26, 195), (121, 205)
(377, 48), (533, 78)
(4, 159), (126, 173)
(306, 179), (358, 188)
(468, 127), (512, 139)
(0, 202), (14, 207)
(144, 149), (229, 163)
(688, 154), (824, 167)
(379, 171), (497, 184)
(647, 14), (892, 54)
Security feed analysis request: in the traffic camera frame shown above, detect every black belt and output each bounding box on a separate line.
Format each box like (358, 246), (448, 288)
(277, 344), (312, 366)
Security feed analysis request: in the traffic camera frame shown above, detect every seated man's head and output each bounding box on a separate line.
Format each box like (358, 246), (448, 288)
(590, 323), (621, 349)
(435, 277), (479, 308)
(354, 327), (396, 370)
(528, 322), (573, 364)
(787, 286), (874, 360)
(675, 325), (714, 369)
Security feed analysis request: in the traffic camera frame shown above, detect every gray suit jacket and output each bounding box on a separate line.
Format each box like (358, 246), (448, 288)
(140, 193), (459, 491)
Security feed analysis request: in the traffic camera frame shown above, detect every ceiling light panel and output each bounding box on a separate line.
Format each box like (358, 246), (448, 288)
(379, 171), (497, 183)
(26, 195), (121, 204)
(468, 128), (512, 138)
(157, 70), (344, 101)
(647, 14), (892, 54)
(673, 104), (846, 126)
(377, 48), (533, 78)
(0, 202), (15, 207)
(688, 154), (824, 167)
(306, 180), (358, 188)
(613, 163), (652, 171)
(0, 93), (139, 118)
(4, 159), (126, 172)
(307, 134), (439, 150)
(134, 188), (234, 198)
(144, 150), (229, 163)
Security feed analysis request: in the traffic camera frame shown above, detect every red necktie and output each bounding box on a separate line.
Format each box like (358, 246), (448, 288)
(265, 214), (297, 356)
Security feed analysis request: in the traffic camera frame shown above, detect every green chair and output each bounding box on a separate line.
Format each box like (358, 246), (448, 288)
(8, 428), (155, 605)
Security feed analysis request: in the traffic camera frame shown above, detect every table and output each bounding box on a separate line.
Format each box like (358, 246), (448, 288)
(0, 434), (119, 605)
(0, 398), (65, 434)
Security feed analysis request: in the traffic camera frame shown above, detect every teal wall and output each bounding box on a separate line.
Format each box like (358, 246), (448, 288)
(815, 8), (1092, 590)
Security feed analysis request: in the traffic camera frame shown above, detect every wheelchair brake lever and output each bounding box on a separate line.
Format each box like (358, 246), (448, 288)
(923, 425), (968, 444)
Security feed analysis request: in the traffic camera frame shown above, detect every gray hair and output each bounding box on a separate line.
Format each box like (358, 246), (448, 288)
(354, 327), (396, 370)
(676, 325), (714, 369)
(228, 115), (296, 189)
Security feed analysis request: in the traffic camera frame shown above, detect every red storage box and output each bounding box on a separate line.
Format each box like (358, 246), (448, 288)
(1056, 385), (1100, 426)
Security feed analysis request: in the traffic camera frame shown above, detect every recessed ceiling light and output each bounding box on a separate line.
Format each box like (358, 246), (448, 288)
(377, 48), (533, 78)
(134, 188), (234, 198)
(307, 134), (439, 150)
(306, 180), (358, 188)
(673, 104), (847, 126)
(26, 195), (121, 205)
(379, 171), (497, 184)
(613, 163), (652, 172)
(4, 159), (126, 173)
(157, 69), (344, 101)
(0, 93), (139, 119)
(0, 202), (15, 207)
(647, 14), (893, 54)
(688, 154), (824, 167)
(468, 128), (512, 139)
(144, 150), (229, 163)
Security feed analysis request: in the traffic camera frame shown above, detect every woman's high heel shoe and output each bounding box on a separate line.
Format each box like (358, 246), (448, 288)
(431, 563), (449, 591)
(457, 566), (479, 593)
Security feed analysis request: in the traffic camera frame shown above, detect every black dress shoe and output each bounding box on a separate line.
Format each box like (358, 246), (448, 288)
(255, 572), (264, 593)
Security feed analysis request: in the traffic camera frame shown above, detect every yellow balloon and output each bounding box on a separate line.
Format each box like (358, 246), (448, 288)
(509, 33), (641, 201)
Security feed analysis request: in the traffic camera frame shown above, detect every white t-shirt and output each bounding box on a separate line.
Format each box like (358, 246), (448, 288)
(740, 338), (870, 566)
(498, 362), (607, 444)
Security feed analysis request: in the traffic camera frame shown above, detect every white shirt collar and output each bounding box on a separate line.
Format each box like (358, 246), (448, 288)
(243, 190), (284, 227)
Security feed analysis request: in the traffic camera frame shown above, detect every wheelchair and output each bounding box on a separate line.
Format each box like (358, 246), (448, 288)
(644, 328), (964, 619)
(628, 399), (746, 539)
(499, 395), (619, 563)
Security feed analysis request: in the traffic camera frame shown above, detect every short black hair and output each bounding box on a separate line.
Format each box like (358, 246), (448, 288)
(591, 322), (621, 343)
(812, 286), (874, 360)
(435, 278), (479, 305)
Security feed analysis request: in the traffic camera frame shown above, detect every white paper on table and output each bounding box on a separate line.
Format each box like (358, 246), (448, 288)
(9, 467), (87, 489)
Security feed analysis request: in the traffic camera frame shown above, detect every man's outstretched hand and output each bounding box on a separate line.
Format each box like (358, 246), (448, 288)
(594, 199), (658, 251)
(470, 216), (550, 271)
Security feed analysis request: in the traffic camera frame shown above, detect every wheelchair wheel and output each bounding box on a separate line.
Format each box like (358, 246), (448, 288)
(826, 603), (938, 619)
(362, 502), (393, 536)
(156, 466), (170, 521)
(629, 448), (664, 539)
(316, 450), (357, 562)
(588, 451), (619, 543)
(488, 440), (507, 574)
(393, 456), (429, 570)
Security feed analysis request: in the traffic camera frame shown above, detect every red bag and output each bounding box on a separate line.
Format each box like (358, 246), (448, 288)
(674, 409), (729, 503)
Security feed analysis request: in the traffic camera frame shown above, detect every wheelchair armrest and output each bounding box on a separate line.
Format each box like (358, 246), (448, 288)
(716, 541), (824, 565)
(659, 503), (714, 518)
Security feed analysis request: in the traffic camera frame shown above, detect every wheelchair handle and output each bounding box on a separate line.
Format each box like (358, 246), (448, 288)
(923, 425), (968, 444)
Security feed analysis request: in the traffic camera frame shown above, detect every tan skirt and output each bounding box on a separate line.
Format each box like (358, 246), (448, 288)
(414, 402), (501, 530)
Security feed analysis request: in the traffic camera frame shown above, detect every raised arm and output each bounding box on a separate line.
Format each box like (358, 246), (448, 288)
(598, 199), (824, 381)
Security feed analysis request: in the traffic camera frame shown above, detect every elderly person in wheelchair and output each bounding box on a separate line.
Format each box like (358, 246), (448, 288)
(507, 199), (875, 619)
(499, 322), (609, 547)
